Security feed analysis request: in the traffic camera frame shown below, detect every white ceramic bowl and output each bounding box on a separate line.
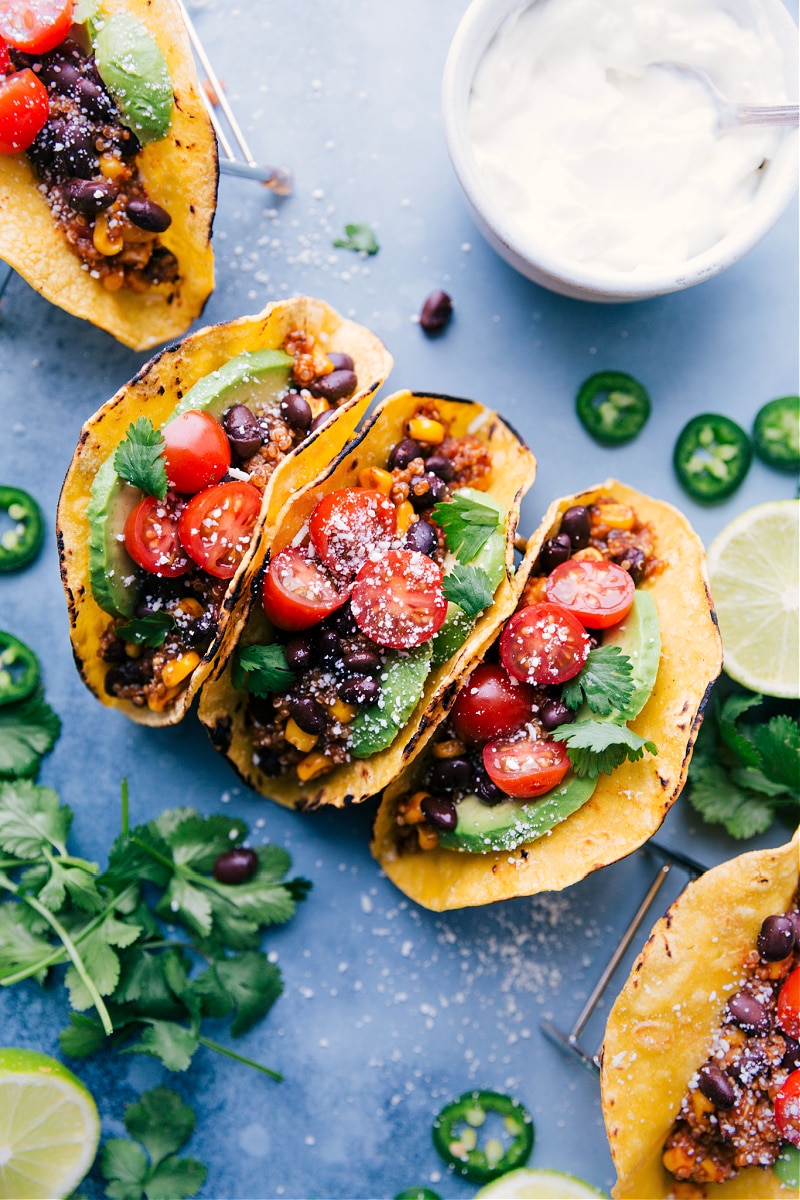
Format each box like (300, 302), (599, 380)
(442, 0), (799, 302)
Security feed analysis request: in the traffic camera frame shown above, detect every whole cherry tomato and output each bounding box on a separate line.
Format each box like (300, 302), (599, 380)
(775, 1069), (800, 1148)
(544, 559), (635, 629)
(500, 603), (589, 686)
(0, 0), (74, 55)
(261, 546), (349, 631)
(778, 965), (800, 1041)
(162, 411), (231, 495)
(450, 663), (537, 746)
(309, 487), (397, 577)
(0, 67), (49, 154)
(124, 493), (190, 578)
(179, 480), (261, 580)
(483, 735), (570, 799)
(350, 549), (447, 649)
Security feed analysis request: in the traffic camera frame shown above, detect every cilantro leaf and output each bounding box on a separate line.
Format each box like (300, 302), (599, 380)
(0, 690), (61, 778)
(124, 1087), (195, 1166)
(38, 859), (103, 914)
(122, 1020), (198, 1072)
(116, 613), (176, 649)
(754, 714), (800, 791)
(442, 564), (495, 618)
(432, 493), (501, 564)
(156, 877), (213, 939)
(716, 692), (762, 767)
(114, 419), (167, 500)
(232, 644), (295, 698)
(0, 901), (54, 981)
(144, 1156), (206, 1200)
(103, 825), (173, 887)
(552, 720), (658, 778)
(0, 779), (70, 857)
(561, 645), (636, 715)
(100, 1088), (206, 1200)
(196, 951), (283, 1037)
(101, 1139), (149, 1200)
(59, 1012), (108, 1058)
(65, 926), (122, 1010)
(332, 222), (379, 254)
(157, 811), (248, 874)
(688, 754), (776, 839)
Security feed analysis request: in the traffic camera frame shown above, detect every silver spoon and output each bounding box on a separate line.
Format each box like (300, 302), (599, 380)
(653, 62), (799, 131)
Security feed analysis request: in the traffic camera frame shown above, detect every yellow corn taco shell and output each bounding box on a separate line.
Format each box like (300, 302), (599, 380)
(57, 296), (392, 726)
(371, 481), (723, 911)
(197, 389), (536, 809)
(601, 830), (800, 1199)
(0, 0), (216, 350)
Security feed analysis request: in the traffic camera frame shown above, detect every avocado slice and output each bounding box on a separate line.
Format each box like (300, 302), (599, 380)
(349, 643), (433, 758)
(87, 456), (141, 619)
(170, 349), (294, 423)
(94, 14), (174, 144)
(601, 590), (661, 721)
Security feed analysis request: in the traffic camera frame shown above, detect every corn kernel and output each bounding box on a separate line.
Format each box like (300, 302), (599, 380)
(329, 699), (358, 723)
(662, 1147), (694, 1174)
(125, 642), (143, 659)
(406, 416), (445, 444)
(396, 501), (415, 536)
(593, 502), (635, 531)
(308, 395), (330, 420)
(433, 739), (466, 759)
(285, 718), (318, 753)
(102, 270), (125, 292)
(99, 154), (126, 180)
(161, 651), (201, 689)
(691, 1089), (715, 1119)
(296, 752), (332, 782)
(358, 466), (393, 495)
(174, 598), (204, 620)
(417, 825), (440, 851)
(572, 547), (605, 562)
(398, 791), (429, 826)
(146, 684), (182, 712)
(767, 957), (789, 979)
(93, 214), (124, 256)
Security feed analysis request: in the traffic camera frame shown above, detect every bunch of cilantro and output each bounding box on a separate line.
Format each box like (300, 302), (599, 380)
(687, 684), (799, 838)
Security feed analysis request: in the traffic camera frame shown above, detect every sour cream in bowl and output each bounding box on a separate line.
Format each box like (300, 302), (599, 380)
(442, 0), (799, 301)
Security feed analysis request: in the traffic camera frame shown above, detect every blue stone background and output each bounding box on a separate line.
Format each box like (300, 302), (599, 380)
(0, 0), (797, 1196)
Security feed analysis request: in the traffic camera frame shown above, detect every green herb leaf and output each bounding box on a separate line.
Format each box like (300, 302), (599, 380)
(116, 613), (176, 649)
(59, 1012), (108, 1058)
(196, 952), (283, 1037)
(332, 222), (379, 254)
(114, 419), (167, 500)
(717, 692), (762, 767)
(688, 752), (776, 839)
(442, 564), (495, 618)
(432, 493), (501, 564)
(124, 1087), (195, 1166)
(101, 1139), (149, 1200)
(754, 714), (800, 791)
(144, 1156), (206, 1200)
(0, 690), (61, 778)
(0, 779), (71, 857)
(156, 811), (248, 874)
(38, 859), (103, 914)
(232, 644), (295, 698)
(561, 645), (636, 715)
(0, 901), (54, 981)
(551, 720), (658, 778)
(123, 1020), (198, 1072)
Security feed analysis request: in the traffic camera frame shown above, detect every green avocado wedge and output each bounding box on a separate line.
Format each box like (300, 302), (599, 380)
(169, 349), (293, 422)
(350, 644), (433, 758)
(94, 14), (174, 144)
(602, 591), (661, 721)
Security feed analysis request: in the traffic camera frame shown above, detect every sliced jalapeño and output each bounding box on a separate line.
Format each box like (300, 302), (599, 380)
(673, 414), (752, 502)
(575, 371), (651, 445)
(432, 1089), (534, 1183)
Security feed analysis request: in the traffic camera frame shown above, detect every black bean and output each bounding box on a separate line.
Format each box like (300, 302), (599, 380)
(327, 352), (354, 372)
(310, 408), (335, 434)
(726, 991), (770, 1035)
(213, 847), (258, 884)
(420, 794), (458, 832)
(224, 404), (263, 458)
(118, 127), (142, 157)
(540, 533), (571, 574)
(47, 61), (82, 93)
(104, 659), (147, 695)
(289, 696), (327, 735)
(615, 546), (646, 586)
(474, 766), (507, 806)
(28, 121), (61, 171)
(757, 914), (796, 961)
(782, 1035), (800, 1072)
(340, 675), (380, 705)
(409, 473), (447, 512)
(425, 454), (455, 481)
(284, 634), (315, 673)
(56, 122), (98, 179)
(429, 757), (473, 792)
(308, 369), (357, 402)
(254, 746), (281, 774)
(403, 520), (438, 557)
(181, 612), (215, 653)
(63, 177), (117, 215)
(342, 648), (381, 673)
(697, 1064), (736, 1110)
(318, 628), (341, 661)
(560, 506), (590, 549)
(389, 438), (423, 470)
(248, 695), (275, 724)
(280, 392), (312, 432)
(100, 638), (126, 664)
(76, 76), (113, 119)
(327, 606), (358, 636)
(540, 699), (575, 731)
(127, 197), (172, 233)
(420, 289), (453, 334)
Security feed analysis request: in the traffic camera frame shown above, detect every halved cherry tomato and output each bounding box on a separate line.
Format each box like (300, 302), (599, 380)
(775, 1069), (800, 1148)
(500, 603), (589, 686)
(778, 966), (800, 1040)
(0, 38), (10, 73)
(544, 559), (634, 629)
(0, 67), (49, 154)
(261, 546), (349, 631)
(124, 492), (190, 578)
(162, 411), (231, 495)
(309, 487), (397, 576)
(0, 0), (74, 54)
(483, 735), (570, 799)
(350, 549), (447, 649)
(179, 480), (261, 580)
(451, 663), (537, 746)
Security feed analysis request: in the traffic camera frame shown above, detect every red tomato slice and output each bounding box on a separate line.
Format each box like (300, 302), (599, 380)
(500, 603), (590, 686)
(0, 67), (48, 154)
(0, 0), (73, 54)
(350, 549), (447, 649)
(483, 735), (570, 799)
(162, 411), (231, 495)
(261, 546), (349, 631)
(309, 487), (397, 576)
(0, 39), (10, 73)
(179, 481), (261, 580)
(124, 492), (190, 578)
(544, 559), (635, 629)
(778, 966), (800, 1040)
(775, 1069), (800, 1148)
(451, 663), (537, 746)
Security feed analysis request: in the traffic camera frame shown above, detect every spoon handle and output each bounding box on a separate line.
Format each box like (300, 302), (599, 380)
(734, 105), (799, 127)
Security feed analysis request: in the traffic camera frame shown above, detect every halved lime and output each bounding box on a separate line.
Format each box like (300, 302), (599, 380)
(0, 1047), (100, 1200)
(474, 1166), (608, 1198)
(707, 500), (799, 699)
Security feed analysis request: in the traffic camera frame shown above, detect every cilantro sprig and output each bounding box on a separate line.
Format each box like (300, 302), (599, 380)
(0, 687), (60, 778)
(432, 493), (501, 564)
(116, 613), (176, 648)
(552, 720), (658, 778)
(687, 688), (799, 838)
(99, 1087), (206, 1200)
(562, 645), (636, 715)
(232, 644), (295, 697)
(114, 418), (168, 500)
(333, 222), (379, 254)
(442, 564), (495, 618)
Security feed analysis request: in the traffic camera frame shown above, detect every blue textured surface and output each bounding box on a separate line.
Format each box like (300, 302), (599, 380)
(0, 1), (798, 1197)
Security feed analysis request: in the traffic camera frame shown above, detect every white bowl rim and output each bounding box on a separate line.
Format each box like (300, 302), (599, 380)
(442, 0), (800, 300)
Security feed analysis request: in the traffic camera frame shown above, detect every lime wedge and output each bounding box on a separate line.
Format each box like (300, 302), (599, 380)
(475, 1167), (608, 1198)
(0, 1048), (100, 1200)
(707, 500), (799, 699)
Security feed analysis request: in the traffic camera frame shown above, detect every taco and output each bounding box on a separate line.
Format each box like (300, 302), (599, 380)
(0, 0), (216, 349)
(57, 295), (392, 726)
(371, 481), (723, 911)
(601, 831), (800, 1199)
(197, 390), (537, 809)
